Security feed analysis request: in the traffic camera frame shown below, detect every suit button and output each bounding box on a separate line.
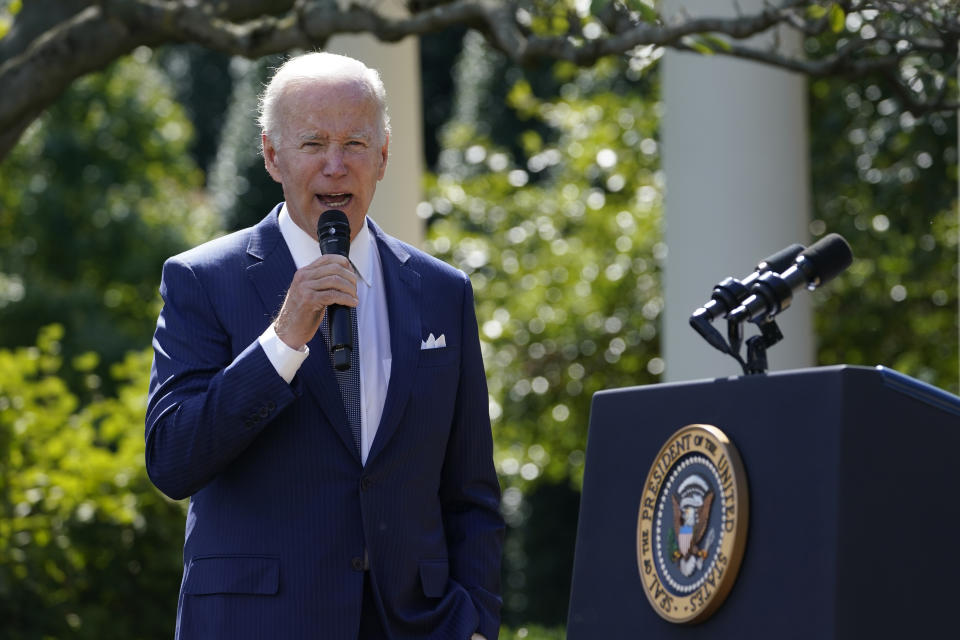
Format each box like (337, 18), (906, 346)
(360, 477), (373, 491)
(351, 557), (364, 571)
(259, 406), (269, 417)
(266, 401), (276, 411)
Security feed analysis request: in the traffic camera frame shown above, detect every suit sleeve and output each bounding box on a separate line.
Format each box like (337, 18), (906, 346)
(440, 276), (505, 640)
(144, 256), (298, 500)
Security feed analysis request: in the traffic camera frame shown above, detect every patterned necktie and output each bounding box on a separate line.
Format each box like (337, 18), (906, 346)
(321, 306), (361, 455)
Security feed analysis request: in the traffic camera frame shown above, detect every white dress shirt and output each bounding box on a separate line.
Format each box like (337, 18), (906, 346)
(259, 204), (392, 465)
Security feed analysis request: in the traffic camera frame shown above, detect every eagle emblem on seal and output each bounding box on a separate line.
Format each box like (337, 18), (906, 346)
(671, 474), (715, 577)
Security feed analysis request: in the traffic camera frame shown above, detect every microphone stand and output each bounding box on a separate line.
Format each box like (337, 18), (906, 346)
(689, 311), (781, 376)
(743, 320), (783, 375)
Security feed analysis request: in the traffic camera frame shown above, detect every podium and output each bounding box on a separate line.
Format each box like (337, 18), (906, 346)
(567, 365), (960, 638)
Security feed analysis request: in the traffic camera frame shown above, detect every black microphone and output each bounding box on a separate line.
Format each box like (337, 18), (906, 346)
(691, 243), (805, 323)
(317, 210), (352, 371)
(689, 243), (804, 353)
(728, 233), (853, 324)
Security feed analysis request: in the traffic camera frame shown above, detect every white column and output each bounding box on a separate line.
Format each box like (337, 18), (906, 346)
(661, 0), (812, 381)
(329, 35), (424, 248)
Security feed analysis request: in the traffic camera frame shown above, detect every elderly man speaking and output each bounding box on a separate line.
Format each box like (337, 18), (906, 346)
(145, 52), (504, 640)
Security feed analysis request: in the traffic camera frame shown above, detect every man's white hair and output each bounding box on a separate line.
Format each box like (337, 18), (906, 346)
(257, 52), (391, 146)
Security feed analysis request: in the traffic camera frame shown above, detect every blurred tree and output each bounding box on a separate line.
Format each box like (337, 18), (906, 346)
(204, 54), (285, 232)
(2, 1), (957, 161)
(0, 326), (185, 639)
(807, 37), (959, 392)
(155, 44), (234, 176)
(423, 31), (664, 625)
(420, 27), (469, 169)
(0, 50), (219, 393)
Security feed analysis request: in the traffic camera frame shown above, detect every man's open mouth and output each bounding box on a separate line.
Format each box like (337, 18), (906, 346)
(317, 193), (352, 208)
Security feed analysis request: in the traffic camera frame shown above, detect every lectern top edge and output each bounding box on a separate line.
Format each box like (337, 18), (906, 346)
(592, 364), (960, 415)
(874, 365), (960, 416)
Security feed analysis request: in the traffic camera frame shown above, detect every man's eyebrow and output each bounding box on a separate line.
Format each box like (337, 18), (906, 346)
(345, 130), (374, 141)
(295, 131), (372, 142)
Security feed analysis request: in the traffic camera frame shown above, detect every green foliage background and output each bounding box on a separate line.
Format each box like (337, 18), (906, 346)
(0, 22), (957, 640)
(0, 328), (185, 638)
(0, 53), (219, 394)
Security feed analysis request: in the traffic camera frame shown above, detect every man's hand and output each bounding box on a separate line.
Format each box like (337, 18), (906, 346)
(274, 254), (358, 350)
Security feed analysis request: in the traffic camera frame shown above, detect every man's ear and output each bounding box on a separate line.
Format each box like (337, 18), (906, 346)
(377, 133), (389, 181)
(262, 133), (282, 183)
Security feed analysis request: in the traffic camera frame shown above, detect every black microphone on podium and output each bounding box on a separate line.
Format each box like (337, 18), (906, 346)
(691, 243), (805, 321)
(728, 233), (853, 324)
(689, 243), (805, 354)
(317, 210), (353, 371)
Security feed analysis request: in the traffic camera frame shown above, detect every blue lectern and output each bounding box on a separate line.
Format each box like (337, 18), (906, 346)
(567, 365), (960, 638)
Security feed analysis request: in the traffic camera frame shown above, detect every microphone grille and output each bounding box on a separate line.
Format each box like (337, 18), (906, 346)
(317, 209), (351, 240)
(318, 209), (349, 227)
(800, 233), (853, 285)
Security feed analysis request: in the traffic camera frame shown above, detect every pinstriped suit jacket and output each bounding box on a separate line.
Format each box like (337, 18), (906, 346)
(145, 205), (504, 639)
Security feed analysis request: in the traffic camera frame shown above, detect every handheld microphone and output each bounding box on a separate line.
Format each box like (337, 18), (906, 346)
(689, 243), (804, 353)
(728, 233), (853, 324)
(317, 210), (352, 371)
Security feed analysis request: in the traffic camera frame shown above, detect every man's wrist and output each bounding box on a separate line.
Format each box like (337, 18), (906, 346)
(259, 323), (309, 383)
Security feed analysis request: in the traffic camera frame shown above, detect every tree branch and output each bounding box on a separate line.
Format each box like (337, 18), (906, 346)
(0, 5), (145, 159)
(0, 0), (957, 162)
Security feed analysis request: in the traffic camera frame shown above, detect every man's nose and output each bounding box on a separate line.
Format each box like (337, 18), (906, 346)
(322, 146), (348, 177)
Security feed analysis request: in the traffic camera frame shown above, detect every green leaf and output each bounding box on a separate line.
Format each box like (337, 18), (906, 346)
(590, 0), (612, 15)
(829, 3), (846, 33)
(628, 0), (661, 23)
(72, 352), (100, 373)
(805, 4), (828, 20)
(701, 33), (732, 53)
(683, 36), (717, 56)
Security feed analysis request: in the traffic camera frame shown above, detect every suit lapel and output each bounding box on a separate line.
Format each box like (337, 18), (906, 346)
(367, 220), (421, 463)
(245, 206), (358, 462)
(246, 207), (295, 322)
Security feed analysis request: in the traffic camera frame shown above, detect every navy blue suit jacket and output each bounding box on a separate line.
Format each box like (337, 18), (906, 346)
(145, 205), (503, 639)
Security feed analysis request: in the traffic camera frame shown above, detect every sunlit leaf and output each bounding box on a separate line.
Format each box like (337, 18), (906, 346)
(829, 3), (846, 33)
(628, 0), (660, 24)
(806, 4), (828, 19)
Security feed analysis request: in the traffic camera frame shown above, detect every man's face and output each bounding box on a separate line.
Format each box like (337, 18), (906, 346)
(263, 77), (389, 241)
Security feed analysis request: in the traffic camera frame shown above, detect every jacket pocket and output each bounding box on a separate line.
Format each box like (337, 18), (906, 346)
(419, 558), (449, 598)
(183, 555), (280, 596)
(417, 345), (459, 368)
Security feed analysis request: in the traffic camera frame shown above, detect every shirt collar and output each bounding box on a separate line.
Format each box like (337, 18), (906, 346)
(278, 203), (374, 287)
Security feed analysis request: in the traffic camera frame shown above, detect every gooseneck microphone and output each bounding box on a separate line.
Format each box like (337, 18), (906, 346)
(728, 233), (853, 324)
(317, 210), (352, 371)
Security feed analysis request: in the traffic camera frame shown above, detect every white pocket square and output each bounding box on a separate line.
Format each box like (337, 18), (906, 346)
(421, 333), (447, 350)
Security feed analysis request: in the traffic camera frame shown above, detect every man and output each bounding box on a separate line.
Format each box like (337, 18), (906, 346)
(145, 52), (503, 639)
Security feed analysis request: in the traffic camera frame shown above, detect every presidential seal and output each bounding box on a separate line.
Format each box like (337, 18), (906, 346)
(636, 424), (749, 624)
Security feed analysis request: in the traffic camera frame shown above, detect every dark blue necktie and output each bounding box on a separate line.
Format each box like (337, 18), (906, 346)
(321, 307), (361, 454)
